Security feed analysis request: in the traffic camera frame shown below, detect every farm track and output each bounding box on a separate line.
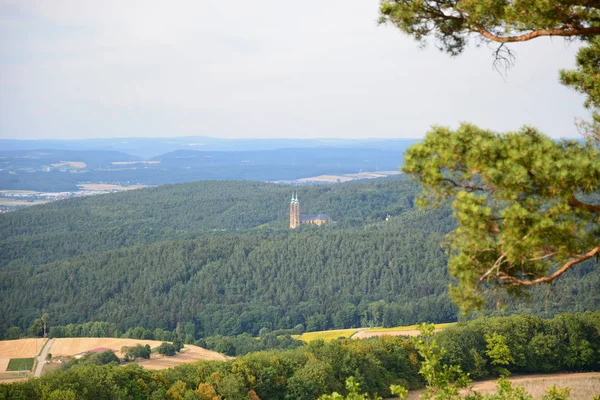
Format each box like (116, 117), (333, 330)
(34, 338), (53, 377)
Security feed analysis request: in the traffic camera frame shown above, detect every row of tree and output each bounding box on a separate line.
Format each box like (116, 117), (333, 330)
(2, 312), (599, 400)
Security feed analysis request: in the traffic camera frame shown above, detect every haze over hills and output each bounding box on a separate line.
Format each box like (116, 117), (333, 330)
(0, 137), (419, 158)
(0, 137), (417, 194)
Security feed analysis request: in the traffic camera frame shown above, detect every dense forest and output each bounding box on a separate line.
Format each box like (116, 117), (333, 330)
(2, 312), (599, 400)
(1, 178), (598, 339)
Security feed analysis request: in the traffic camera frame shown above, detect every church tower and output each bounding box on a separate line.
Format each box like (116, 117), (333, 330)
(290, 192), (300, 229)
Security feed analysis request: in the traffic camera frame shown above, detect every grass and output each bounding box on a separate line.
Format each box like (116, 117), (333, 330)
(294, 329), (360, 342)
(6, 358), (34, 371)
(365, 322), (456, 332)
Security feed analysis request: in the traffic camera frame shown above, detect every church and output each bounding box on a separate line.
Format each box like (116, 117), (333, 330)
(289, 193), (332, 229)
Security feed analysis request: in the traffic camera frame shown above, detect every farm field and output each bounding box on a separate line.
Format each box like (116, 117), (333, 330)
(0, 338), (46, 359)
(295, 323), (454, 342)
(77, 183), (147, 191)
(398, 372), (600, 400)
(294, 328), (360, 342)
(6, 358), (34, 371)
(48, 338), (164, 358)
(354, 323), (455, 340)
(0, 339), (46, 381)
(137, 344), (230, 370)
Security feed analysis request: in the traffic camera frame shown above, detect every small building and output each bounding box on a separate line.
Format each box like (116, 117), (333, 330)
(289, 193), (332, 229)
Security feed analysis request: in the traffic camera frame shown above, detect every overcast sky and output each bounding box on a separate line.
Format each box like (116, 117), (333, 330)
(0, 0), (589, 140)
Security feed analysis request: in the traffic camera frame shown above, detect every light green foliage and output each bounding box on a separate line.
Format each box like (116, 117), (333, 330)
(403, 124), (600, 311)
(318, 377), (382, 400)
(484, 378), (533, 400)
(560, 38), (600, 111)
(410, 323), (474, 399)
(540, 386), (571, 400)
(484, 333), (513, 367)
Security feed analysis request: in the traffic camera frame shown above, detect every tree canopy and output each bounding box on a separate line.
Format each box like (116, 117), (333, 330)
(379, 0), (600, 58)
(381, 0), (600, 311)
(403, 124), (600, 311)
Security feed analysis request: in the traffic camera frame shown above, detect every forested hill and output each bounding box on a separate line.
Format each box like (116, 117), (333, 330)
(0, 178), (416, 266)
(1, 178), (598, 338)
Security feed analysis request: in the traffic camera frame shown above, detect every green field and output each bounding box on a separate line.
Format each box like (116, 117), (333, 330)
(6, 358), (34, 371)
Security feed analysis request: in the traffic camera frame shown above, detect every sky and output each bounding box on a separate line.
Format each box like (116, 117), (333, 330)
(0, 0), (590, 140)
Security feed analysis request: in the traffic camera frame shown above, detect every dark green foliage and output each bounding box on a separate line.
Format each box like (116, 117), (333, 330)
(122, 344), (151, 361)
(2, 312), (599, 399)
(201, 330), (304, 357)
(1, 179), (598, 339)
(62, 350), (120, 370)
(157, 343), (177, 356)
(436, 311), (600, 377)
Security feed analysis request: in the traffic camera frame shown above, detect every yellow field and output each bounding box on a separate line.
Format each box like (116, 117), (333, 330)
(0, 338), (46, 374)
(366, 322), (455, 333)
(136, 345), (230, 370)
(295, 323), (455, 342)
(297, 171), (402, 183)
(0, 339), (46, 359)
(50, 161), (87, 169)
(77, 184), (147, 191)
(0, 359), (10, 373)
(49, 338), (164, 358)
(0, 199), (49, 206)
(295, 329), (360, 342)
(110, 161), (161, 165)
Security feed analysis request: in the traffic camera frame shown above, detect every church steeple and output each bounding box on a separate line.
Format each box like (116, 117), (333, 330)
(290, 191), (300, 228)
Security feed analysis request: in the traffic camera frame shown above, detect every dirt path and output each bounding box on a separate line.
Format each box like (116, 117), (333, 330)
(34, 338), (54, 377)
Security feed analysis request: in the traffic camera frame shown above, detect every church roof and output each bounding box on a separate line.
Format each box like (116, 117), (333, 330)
(300, 214), (332, 221)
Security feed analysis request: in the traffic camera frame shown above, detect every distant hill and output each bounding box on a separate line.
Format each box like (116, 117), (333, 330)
(0, 147), (406, 191)
(0, 137), (420, 158)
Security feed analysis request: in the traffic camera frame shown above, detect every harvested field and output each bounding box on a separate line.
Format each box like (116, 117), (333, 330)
(0, 359), (10, 373)
(50, 161), (87, 169)
(295, 329), (361, 342)
(354, 323), (454, 340)
(110, 161), (160, 165)
(77, 184), (147, 191)
(0, 199), (49, 206)
(49, 338), (164, 358)
(472, 372), (600, 399)
(136, 345), (230, 370)
(297, 175), (355, 183)
(0, 339), (46, 359)
(398, 372), (600, 400)
(296, 171), (401, 183)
